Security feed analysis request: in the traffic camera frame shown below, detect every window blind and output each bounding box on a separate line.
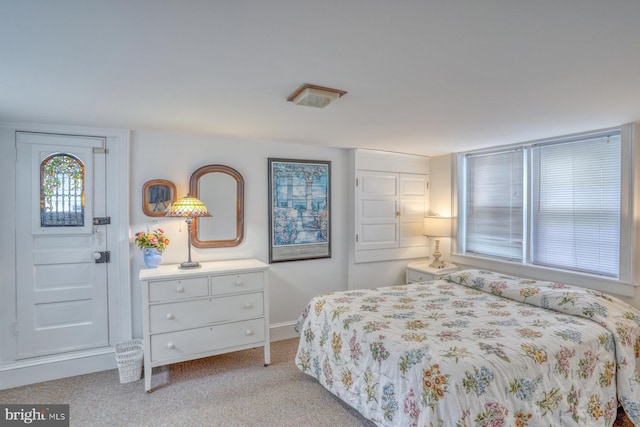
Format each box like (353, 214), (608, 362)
(531, 134), (621, 277)
(465, 149), (524, 260)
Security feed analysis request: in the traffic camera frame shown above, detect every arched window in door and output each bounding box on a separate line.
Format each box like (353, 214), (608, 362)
(40, 153), (85, 227)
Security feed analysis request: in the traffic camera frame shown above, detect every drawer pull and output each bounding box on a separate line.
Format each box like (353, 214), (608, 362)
(418, 275), (423, 280)
(235, 276), (243, 286)
(166, 313), (174, 320)
(176, 286), (184, 293)
(245, 329), (253, 336)
(167, 342), (175, 349)
(244, 302), (253, 309)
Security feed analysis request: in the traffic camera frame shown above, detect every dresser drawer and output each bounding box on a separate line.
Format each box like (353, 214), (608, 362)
(148, 277), (209, 302)
(211, 272), (263, 295)
(150, 318), (265, 362)
(407, 269), (434, 283)
(149, 292), (265, 333)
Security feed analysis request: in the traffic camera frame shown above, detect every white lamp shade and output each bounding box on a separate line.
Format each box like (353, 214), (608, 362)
(423, 216), (452, 237)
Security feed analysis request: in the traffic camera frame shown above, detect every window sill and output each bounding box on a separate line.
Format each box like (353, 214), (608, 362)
(449, 253), (636, 298)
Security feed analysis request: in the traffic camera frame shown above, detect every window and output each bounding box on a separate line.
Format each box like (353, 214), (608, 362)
(459, 129), (623, 278)
(463, 149), (524, 260)
(531, 135), (621, 276)
(40, 153), (85, 227)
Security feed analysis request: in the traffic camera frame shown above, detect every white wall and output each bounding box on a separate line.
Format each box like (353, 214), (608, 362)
(1, 123), (409, 388)
(0, 122), (418, 359)
(129, 130), (350, 340)
(426, 153), (453, 261)
(6, 121), (638, 386)
(0, 127), (17, 364)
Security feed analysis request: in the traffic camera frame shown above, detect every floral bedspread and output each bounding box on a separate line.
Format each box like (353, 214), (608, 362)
(295, 269), (640, 426)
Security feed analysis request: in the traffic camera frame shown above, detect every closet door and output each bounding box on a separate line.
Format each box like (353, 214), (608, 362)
(399, 174), (428, 247)
(353, 149), (430, 264)
(356, 171), (428, 250)
(356, 171), (399, 251)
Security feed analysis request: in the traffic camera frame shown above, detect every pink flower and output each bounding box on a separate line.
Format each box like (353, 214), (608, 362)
(133, 228), (170, 253)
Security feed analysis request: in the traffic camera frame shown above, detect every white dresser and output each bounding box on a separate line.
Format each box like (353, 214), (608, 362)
(139, 259), (269, 392)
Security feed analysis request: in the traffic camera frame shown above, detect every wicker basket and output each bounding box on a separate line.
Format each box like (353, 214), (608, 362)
(114, 339), (144, 384)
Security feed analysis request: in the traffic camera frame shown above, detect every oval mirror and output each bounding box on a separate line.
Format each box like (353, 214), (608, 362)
(189, 164), (244, 248)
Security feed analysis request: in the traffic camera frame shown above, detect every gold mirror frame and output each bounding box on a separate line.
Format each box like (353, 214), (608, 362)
(142, 179), (177, 217)
(189, 164), (244, 248)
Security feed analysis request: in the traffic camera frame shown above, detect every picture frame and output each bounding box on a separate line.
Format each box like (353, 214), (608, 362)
(268, 158), (331, 263)
(142, 179), (177, 217)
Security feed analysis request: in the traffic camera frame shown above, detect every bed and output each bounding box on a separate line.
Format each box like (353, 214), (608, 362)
(295, 269), (640, 426)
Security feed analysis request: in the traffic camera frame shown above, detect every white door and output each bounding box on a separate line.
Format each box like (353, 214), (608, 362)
(356, 171), (428, 250)
(15, 132), (110, 359)
(399, 173), (428, 247)
(356, 170), (399, 251)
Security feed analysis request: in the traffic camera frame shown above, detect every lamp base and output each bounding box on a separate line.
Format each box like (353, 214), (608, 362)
(429, 238), (446, 269)
(179, 261), (201, 269)
(428, 259), (447, 269)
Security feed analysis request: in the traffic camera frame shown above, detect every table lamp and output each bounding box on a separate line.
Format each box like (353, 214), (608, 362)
(423, 215), (452, 269)
(166, 194), (211, 269)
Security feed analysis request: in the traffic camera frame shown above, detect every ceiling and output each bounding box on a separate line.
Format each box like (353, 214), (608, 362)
(3, 0), (640, 156)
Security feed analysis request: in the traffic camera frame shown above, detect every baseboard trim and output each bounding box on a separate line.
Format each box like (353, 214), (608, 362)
(1, 323), (301, 390)
(0, 348), (117, 390)
(269, 321), (299, 342)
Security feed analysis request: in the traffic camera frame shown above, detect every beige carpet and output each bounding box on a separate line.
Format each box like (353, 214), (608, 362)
(615, 408), (634, 427)
(0, 338), (634, 426)
(0, 338), (372, 427)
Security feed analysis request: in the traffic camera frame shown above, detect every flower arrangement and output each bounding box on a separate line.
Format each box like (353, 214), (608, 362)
(134, 228), (170, 253)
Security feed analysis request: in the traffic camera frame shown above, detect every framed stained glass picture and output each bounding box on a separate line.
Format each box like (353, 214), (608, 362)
(268, 158), (331, 263)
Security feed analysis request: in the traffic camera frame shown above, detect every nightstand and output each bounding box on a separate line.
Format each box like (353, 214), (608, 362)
(406, 261), (458, 284)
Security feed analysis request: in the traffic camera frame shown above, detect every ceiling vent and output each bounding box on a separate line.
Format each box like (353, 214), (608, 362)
(287, 84), (347, 108)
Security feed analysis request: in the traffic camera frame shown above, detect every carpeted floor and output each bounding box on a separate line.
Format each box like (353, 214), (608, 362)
(615, 408), (635, 427)
(0, 338), (635, 426)
(0, 338), (372, 427)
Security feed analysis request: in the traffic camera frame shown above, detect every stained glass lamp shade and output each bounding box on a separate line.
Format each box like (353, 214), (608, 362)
(166, 194), (211, 269)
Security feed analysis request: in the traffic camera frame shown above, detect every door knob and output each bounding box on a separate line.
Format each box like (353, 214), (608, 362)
(93, 251), (110, 263)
